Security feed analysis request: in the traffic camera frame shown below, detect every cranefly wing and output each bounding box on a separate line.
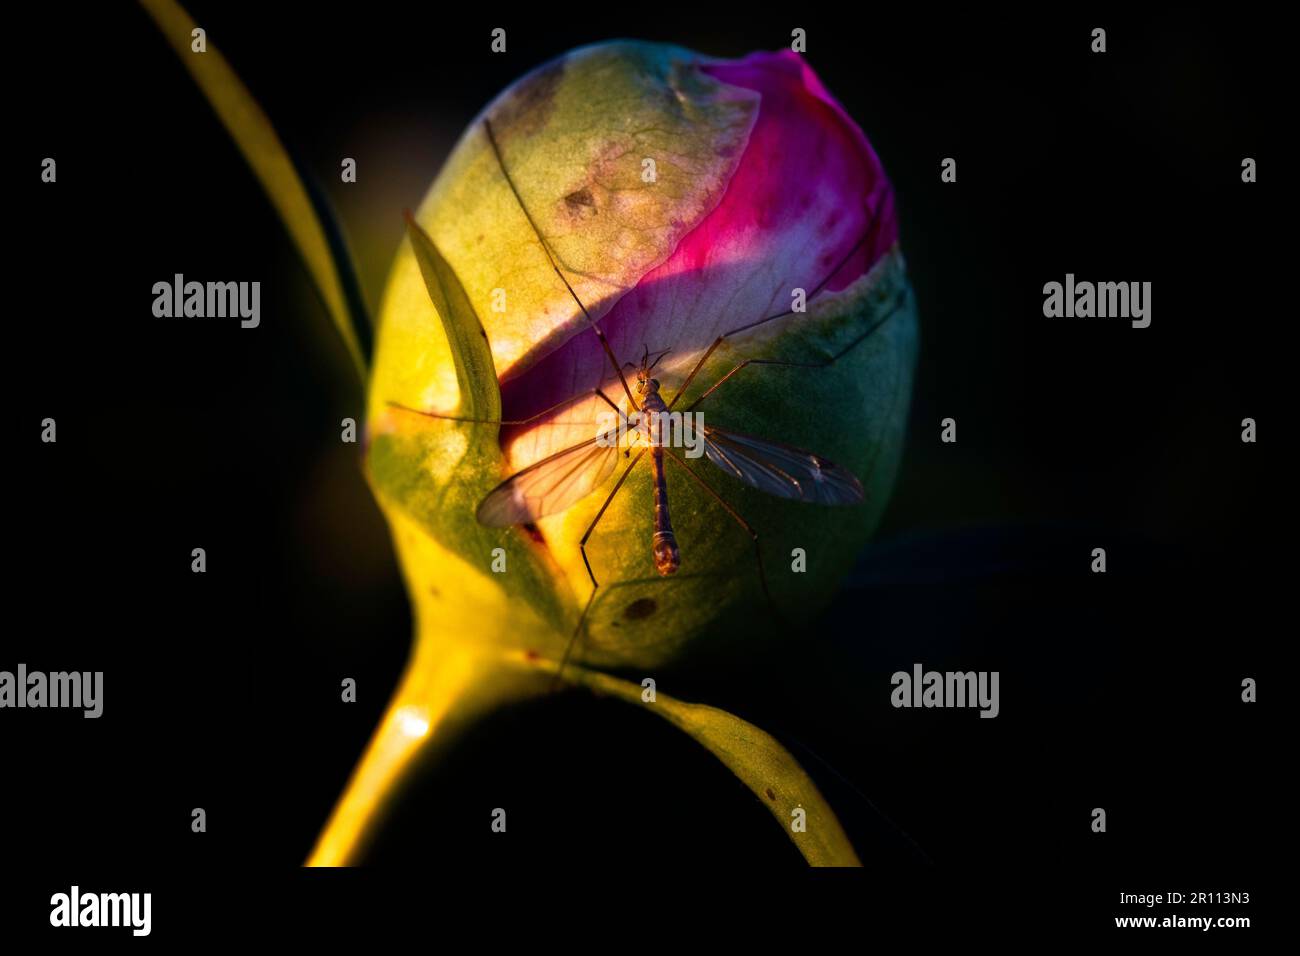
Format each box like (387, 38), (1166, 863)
(477, 428), (623, 527)
(700, 425), (864, 505)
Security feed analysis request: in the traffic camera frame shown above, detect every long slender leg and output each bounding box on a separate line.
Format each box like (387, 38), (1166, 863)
(663, 449), (785, 626)
(723, 228), (874, 339)
(553, 447), (649, 687)
(483, 118), (640, 412)
(665, 227), (888, 411)
(387, 387), (626, 427)
(665, 335), (726, 411)
(685, 288), (907, 413)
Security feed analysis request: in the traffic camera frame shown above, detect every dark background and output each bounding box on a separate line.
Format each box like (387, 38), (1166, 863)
(6, 2), (1281, 934)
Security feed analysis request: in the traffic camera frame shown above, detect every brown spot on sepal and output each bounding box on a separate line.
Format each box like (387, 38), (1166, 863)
(765, 788), (777, 801)
(623, 597), (657, 621)
(562, 185), (598, 221)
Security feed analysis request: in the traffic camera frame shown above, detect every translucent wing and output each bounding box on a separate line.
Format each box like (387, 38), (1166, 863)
(699, 425), (864, 505)
(477, 428), (623, 527)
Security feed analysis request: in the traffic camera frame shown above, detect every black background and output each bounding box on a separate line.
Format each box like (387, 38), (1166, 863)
(5, 2), (1281, 937)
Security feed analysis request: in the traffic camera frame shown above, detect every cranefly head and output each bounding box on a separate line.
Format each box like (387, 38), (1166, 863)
(630, 345), (670, 397)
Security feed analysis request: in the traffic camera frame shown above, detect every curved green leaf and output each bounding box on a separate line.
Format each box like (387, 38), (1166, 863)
(368, 221), (574, 644)
(138, 0), (370, 385)
(404, 216), (501, 424)
(562, 662), (861, 866)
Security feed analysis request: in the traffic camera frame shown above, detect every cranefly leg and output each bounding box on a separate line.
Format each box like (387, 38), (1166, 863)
(484, 117), (640, 412)
(664, 227), (901, 412)
(387, 387), (626, 427)
(686, 288), (906, 413)
(663, 448), (784, 626)
(553, 447), (649, 687)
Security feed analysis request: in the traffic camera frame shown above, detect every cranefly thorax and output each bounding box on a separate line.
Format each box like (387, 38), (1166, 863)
(631, 385), (672, 446)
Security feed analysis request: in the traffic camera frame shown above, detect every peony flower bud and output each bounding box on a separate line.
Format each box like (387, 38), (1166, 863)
(368, 41), (918, 672)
